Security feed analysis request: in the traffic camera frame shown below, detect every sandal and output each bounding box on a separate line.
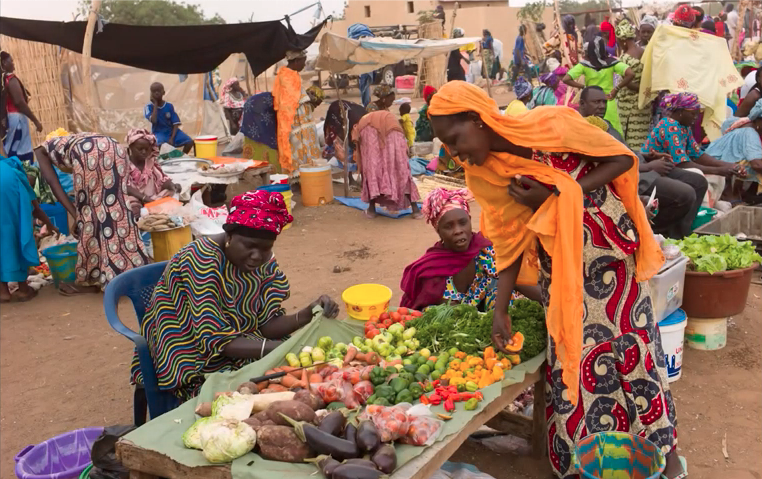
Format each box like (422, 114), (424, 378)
(58, 284), (99, 296)
(9, 289), (38, 302)
(662, 456), (688, 479)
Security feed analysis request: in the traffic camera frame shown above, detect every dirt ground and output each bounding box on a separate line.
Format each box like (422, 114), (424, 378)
(2, 185), (761, 479)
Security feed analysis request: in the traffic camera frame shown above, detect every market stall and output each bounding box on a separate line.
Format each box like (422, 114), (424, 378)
(116, 302), (548, 479)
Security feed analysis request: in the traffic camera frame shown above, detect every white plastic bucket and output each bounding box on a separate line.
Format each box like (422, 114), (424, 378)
(270, 174), (289, 185)
(657, 309), (687, 382)
(685, 316), (727, 351)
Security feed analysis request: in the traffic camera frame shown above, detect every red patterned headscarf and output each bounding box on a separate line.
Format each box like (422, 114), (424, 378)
(421, 187), (473, 229)
(226, 190), (293, 235)
(673, 5), (697, 28)
(423, 86), (437, 103)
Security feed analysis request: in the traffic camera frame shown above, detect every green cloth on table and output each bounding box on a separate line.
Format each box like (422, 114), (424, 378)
(567, 62), (629, 135)
(123, 314), (546, 479)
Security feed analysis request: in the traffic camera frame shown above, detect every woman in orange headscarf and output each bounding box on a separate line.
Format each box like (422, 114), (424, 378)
(428, 81), (684, 479)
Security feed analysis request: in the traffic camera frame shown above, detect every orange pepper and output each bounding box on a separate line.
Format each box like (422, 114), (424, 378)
(492, 365), (504, 381)
(483, 346), (496, 360)
(459, 362), (470, 372)
(500, 358), (511, 369)
(454, 351), (467, 360)
(467, 357), (483, 368)
(484, 358), (497, 370)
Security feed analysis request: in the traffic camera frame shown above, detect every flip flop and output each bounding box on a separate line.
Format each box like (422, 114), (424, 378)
(662, 456), (688, 479)
(58, 284), (98, 296)
(9, 289), (38, 302)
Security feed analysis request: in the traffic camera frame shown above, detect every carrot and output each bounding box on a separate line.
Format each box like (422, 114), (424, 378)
(263, 384), (288, 392)
(309, 373), (324, 384)
(256, 381), (269, 391)
(264, 368), (283, 384)
(300, 368), (309, 389)
(279, 365), (303, 378)
(344, 346), (358, 364)
(364, 352), (381, 364)
(280, 374), (300, 389)
(383, 359), (402, 367)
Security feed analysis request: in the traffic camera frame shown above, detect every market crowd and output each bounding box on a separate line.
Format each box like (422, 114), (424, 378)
(2, 6), (761, 479)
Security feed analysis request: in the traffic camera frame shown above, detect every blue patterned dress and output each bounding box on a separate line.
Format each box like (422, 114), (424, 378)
(442, 246), (498, 311)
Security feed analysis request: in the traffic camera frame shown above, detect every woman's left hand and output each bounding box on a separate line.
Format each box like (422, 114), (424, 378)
(508, 175), (553, 211)
(310, 295), (340, 318)
(606, 87), (619, 101)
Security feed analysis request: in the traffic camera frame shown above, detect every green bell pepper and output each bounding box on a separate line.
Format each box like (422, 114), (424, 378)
(374, 384), (395, 400)
(390, 377), (410, 393)
(464, 398), (479, 411)
(395, 389), (414, 404)
(370, 366), (388, 386)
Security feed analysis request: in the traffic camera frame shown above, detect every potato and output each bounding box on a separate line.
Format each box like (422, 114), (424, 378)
(252, 411), (270, 422)
(214, 391), (233, 400)
(237, 381), (259, 395)
(194, 401), (212, 417)
(293, 389), (325, 411)
(266, 400), (316, 425)
(257, 425), (314, 462)
(243, 416), (262, 431)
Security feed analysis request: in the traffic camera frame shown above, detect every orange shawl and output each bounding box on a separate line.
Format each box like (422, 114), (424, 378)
(352, 110), (404, 147)
(272, 67), (302, 173)
(428, 81), (663, 406)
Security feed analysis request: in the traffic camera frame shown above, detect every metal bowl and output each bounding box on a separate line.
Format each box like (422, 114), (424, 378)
(159, 158), (212, 174)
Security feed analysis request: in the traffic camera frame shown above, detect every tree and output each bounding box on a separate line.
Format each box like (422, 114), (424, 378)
(76, 0), (225, 26)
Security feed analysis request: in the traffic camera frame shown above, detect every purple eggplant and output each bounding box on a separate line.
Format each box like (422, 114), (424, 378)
(371, 444), (397, 474)
(318, 410), (347, 436)
(342, 458), (377, 469)
(356, 420), (381, 454)
(305, 455), (341, 479)
(343, 422), (357, 444)
(280, 414), (360, 461)
(331, 464), (388, 479)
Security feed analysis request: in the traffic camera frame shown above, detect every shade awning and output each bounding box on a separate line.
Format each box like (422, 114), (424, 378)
(316, 32), (481, 75)
(0, 16), (324, 76)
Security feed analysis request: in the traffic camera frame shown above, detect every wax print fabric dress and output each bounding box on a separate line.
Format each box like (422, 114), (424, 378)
(43, 134), (149, 287)
(442, 246), (498, 311)
(130, 237), (290, 400)
(240, 93), (280, 173)
(618, 54), (652, 150)
(273, 67), (321, 175)
(530, 150), (677, 478)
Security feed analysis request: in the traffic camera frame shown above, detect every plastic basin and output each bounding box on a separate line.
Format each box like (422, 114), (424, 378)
(15, 427), (103, 479)
(41, 243), (78, 288)
(342, 284), (393, 320)
(574, 432), (665, 479)
(681, 263), (758, 318)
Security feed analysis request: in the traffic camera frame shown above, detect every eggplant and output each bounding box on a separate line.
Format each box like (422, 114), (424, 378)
(280, 414), (360, 461)
(343, 422), (357, 444)
(305, 455), (341, 479)
(331, 464), (388, 479)
(371, 444), (397, 474)
(341, 458), (377, 469)
(318, 410), (347, 436)
(356, 420), (381, 454)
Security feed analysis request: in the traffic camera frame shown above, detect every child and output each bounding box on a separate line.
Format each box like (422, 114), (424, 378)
(399, 102), (415, 148)
(145, 82), (194, 154)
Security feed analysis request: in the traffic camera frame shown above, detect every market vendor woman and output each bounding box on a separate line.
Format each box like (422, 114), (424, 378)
(400, 187), (539, 311)
(130, 190), (340, 401)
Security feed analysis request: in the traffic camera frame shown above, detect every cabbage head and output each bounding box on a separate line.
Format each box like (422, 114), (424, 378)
(182, 417), (212, 450)
(211, 391), (257, 420)
(201, 419), (257, 463)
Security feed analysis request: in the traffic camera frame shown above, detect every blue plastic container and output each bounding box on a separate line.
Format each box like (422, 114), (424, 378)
(15, 427), (103, 479)
(257, 183), (290, 193)
(40, 203), (70, 235)
(41, 243), (78, 288)
(574, 432), (666, 479)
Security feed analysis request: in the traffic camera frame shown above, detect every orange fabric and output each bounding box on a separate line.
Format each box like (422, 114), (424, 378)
(272, 67), (301, 173)
(428, 81), (664, 406)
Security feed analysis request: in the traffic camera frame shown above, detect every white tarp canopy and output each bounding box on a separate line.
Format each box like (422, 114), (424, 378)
(316, 32), (482, 75)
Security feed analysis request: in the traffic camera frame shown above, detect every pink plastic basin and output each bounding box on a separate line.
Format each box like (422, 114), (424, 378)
(15, 427), (103, 479)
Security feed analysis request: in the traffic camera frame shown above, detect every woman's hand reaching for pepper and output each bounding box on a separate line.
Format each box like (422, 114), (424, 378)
(492, 309), (516, 354)
(309, 295), (340, 318)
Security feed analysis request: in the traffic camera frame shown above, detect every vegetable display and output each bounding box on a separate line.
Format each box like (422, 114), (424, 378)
(665, 233), (762, 274)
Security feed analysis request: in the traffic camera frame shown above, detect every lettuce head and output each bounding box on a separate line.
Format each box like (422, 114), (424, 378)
(200, 419), (257, 463)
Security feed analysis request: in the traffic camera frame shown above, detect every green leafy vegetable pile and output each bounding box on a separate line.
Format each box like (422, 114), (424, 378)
(665, 234), (761, 274)
(409, 299), (548, 361)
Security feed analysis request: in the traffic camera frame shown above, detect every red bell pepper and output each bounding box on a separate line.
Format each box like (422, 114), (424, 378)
(420, 394), (430, 405)
(444, 398), (455, 412)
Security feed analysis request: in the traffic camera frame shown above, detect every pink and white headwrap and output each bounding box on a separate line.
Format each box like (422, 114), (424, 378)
(422, 187), (473, 229)
(226, 190), (293, 235)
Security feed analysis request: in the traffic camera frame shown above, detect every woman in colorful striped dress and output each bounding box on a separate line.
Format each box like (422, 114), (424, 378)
(130, 190), (339, 401)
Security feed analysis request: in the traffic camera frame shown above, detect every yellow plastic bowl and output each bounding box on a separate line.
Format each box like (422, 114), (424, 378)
(342, 284), (393, 320)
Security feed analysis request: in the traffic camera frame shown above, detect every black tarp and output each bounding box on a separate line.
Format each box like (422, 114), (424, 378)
(0, 16), (324, 75)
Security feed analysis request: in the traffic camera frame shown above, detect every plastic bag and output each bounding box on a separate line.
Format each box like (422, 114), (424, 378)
(352, 380), (374, 404)
(189, 187), (228, 237)
(358, 404), (411, 442)
(427, 462), (497, 479)
(88, 425), (136, 479)
(399, 403), (443, 446)
(310, 379), (347, 404)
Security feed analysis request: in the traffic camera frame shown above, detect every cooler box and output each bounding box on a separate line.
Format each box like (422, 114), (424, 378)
(648, 254), (688, 323)
(395, 75), (416, 94)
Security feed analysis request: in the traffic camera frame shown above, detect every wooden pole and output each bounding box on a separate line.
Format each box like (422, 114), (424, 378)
(333, 74), (350, 197)
(553, 0), (573, 68)
(82, 0), (102, 127)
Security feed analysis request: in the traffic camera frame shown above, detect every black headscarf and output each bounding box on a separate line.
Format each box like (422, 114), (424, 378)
(563, 15), (578, 40)
(580, 36), (619, 71)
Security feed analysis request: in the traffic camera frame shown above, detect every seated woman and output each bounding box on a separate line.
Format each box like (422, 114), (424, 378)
(130, 190), (339, 401)
(366, 85), (396, 113)
(220, 78), (248, 135)
(400, 188), (539, 312)
(124, 128), (178, 217)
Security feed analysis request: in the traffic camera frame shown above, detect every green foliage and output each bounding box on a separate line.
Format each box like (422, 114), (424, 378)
(665, 234), (762, 274)
(517, 0), (620, 24)
(506, 299), (547, 362)
(517, 1), (548, 22)
(76, 0), (225, 26)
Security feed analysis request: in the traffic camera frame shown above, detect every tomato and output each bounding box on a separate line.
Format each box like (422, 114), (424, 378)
(380, 312), (390, 320)
(397, 307), (409, 315)
(390, 311), (402, 323)
(364, 321), (377, 332)
(404, 315), (413, 322)
(369, 315), (379, 322)
(382, 318), (393, 329)
(411, 310), (423, 318)
(367, 328), (381, 339)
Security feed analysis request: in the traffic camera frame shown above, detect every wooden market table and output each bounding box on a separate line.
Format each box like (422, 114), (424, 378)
(116, 365), (546, 479)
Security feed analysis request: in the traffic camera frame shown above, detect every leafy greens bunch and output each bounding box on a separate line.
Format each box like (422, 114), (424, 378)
(665, 234), (761, 274)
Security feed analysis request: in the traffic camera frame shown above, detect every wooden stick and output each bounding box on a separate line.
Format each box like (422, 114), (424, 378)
(480, 50), (493, 98)
(82, 0), (102, 128)
(333, 74), (350, 198)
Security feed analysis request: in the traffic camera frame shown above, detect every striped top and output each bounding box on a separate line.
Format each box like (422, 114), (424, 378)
(130, 237), (290, 400)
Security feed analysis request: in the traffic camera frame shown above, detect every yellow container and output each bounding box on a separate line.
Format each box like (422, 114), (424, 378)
(150, 225), (193, 262)
(194, 135), (218, 159)
(342, 284), (393, 320)
(299, 165), (333, 206)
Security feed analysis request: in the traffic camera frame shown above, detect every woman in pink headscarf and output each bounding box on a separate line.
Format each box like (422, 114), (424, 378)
(124, 128), (178, 217)
(400, 187), (538, 311)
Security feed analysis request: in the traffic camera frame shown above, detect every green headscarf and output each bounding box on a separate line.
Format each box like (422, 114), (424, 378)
(615, 19), (637, 40)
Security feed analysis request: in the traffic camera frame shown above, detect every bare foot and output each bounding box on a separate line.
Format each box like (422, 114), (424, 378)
(364, 208), (378, 219)
(411, 211), (423, 219)
(662, 451), (686, 479)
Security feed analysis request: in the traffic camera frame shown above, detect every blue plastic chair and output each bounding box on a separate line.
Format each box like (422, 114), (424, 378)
(103, 261), (179, 425)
